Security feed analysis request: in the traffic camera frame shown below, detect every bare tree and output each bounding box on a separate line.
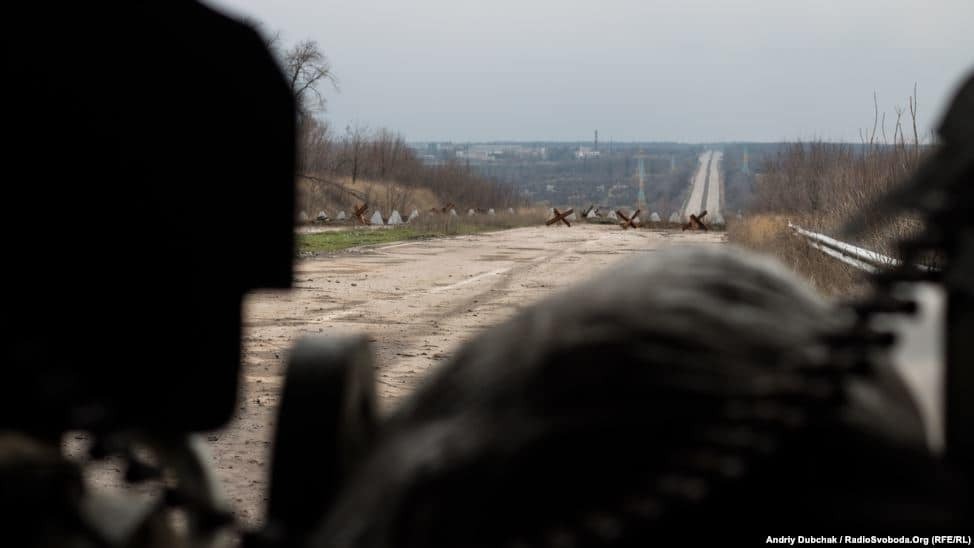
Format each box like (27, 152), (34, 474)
(341, 124), (367, 183)
(909, 82), (920, 158)
(276, 39), (338, 179)
(240, 22), (335, 119)
(283, 40), (338, 125)
(300, 117), (333, 173)
(244, 27), (520, 215)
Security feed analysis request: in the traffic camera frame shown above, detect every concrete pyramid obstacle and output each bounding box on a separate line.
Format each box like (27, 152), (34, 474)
(586, 209), (598, 219)
(298, 211), (310, 223)
(468, 208), (476, 216)
(608, 210), (618, 220)
(449, 209), (458, 216)
(316, 210), (329, 221)
(408, 209), (419, 222)
(337, 211), (347, 220)
(650, 212), (661, 222)
(387, 210), (403, 225)
(370, 210), (384, 225)
(669, 212), (680, 223)
(488, 208), (495, 215)
(566, 212), (577, 221)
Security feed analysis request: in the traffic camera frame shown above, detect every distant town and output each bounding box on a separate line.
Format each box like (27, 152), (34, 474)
(407, 138), (777, 216)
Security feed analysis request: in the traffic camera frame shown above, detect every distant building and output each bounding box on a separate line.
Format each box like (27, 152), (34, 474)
(457, 148), (491, 161)
(575, 146), (600, 159)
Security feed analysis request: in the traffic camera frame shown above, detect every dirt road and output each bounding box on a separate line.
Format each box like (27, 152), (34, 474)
(213, 224), (724, 523)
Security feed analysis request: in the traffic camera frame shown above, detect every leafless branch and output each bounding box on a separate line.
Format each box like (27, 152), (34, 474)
(283, 40), (339, 121)
(909, 82), (919, 156)
(870, 91), (879, 147)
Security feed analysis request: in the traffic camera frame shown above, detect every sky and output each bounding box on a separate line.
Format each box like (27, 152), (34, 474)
(206, 0), (974, 143)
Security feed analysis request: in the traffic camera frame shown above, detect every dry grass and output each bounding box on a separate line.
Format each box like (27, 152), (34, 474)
(297, 176), (442, 219)
(730, 88), (929, 298)
(297, 175), (526, 226)
(728, 214), (868, 296)
(729, 214), (786, 247)
(340, 177), (442, 213)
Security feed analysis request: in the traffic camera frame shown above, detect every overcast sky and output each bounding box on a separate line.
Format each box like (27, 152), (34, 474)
(206, 0), (974, 143)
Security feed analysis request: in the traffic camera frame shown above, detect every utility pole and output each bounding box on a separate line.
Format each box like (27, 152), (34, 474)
(636, 154), (648, 211)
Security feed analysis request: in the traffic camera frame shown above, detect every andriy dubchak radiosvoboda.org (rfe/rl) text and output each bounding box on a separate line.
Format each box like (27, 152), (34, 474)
(765, 536), (972, 545)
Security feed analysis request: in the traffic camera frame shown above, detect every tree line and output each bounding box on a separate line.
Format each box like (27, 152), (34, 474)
(298, 119), (520, 208)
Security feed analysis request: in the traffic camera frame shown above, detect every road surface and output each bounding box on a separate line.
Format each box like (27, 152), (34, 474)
(219, 224), (725, 523)
(683, 150), (723, 224)
(71, 222), (944, 529)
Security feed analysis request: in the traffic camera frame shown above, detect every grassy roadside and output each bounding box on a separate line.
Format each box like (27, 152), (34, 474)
(296, 212), (545, 254)
(730, 138), (927, 296)
(728, 214), (868, 297)
(295, 225), (505, 254)
(297, 227), (439, 254)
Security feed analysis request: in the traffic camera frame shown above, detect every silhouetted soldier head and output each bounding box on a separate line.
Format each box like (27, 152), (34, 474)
(3, 2), (295, 436)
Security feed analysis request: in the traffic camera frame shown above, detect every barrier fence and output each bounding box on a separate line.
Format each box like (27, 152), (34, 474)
(788, 222), (938, 273)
